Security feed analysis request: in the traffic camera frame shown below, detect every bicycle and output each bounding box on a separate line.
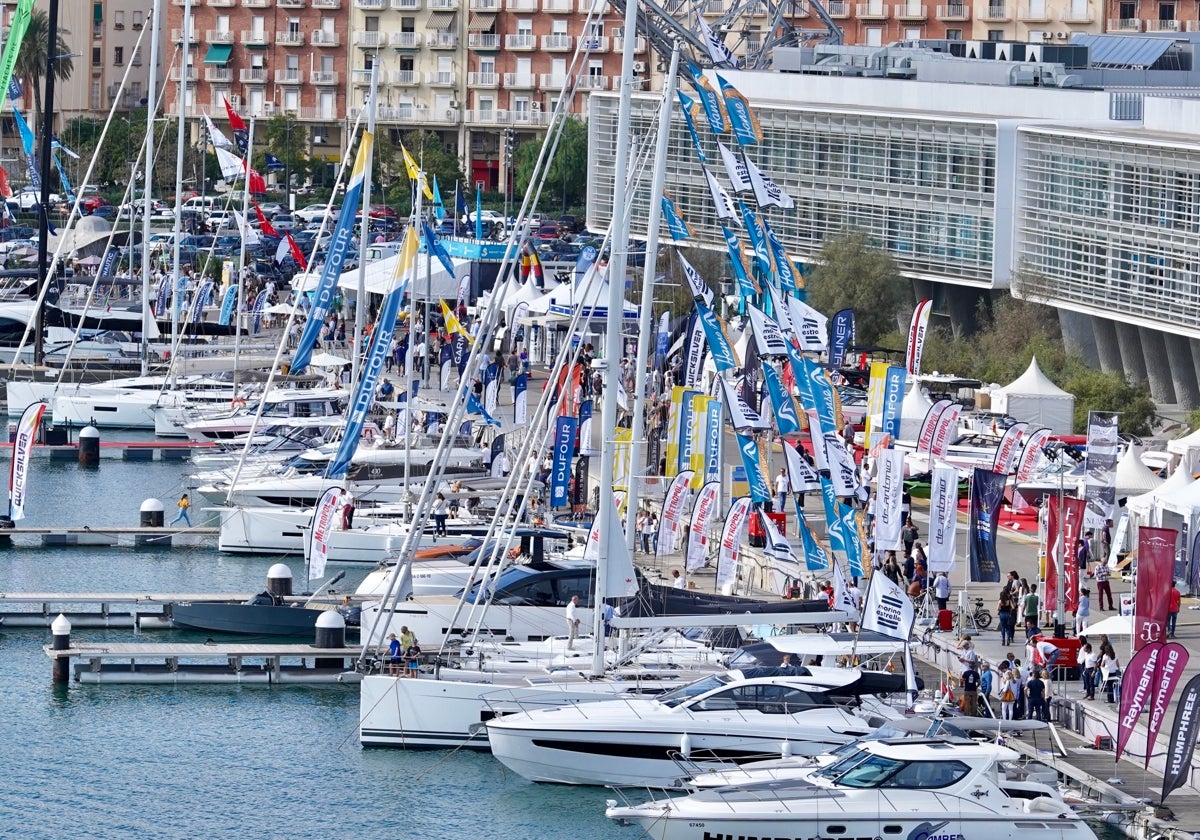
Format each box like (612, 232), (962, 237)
(958, 597), (993, 632)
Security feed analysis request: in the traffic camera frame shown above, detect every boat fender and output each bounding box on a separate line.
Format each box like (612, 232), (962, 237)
(230, 397), (247, 410)
(1024, 797), (1070, 816)
(680, 733), (691, 759)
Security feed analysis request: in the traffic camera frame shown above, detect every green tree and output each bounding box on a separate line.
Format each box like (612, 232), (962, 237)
(1064, 368), (1156, 436)
(16, 9), (74, 132)
(374, 129), (464, 216)
(804, 230), (907, 347)
(256, 114), (312, 196)
(513, 116), (588, 213)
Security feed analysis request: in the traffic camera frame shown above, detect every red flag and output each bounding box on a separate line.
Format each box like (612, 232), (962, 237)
(223, 96), (247, 133)
(248, 169), (266, 196)
(1136, 526), (1178, 650)
(285, 232), (307, 270)
(253, 202), (278, 237)
(0, 164), (12, 199)
(1044, 494), (1087, 614)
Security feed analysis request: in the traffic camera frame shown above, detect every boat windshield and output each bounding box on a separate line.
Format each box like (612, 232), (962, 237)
(656, 674), (733, 708)
(816, 751), (971, 789)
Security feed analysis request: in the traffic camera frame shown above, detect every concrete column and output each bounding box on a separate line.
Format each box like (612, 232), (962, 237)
(1114, 321), (1148, 384)
(945, 286), (985, 336)
(1164, 333), (1200, 410)
(1091, 317), (1123, 374)
(1140, 327), (1176, 404)
(1058, 310), (1099, 368)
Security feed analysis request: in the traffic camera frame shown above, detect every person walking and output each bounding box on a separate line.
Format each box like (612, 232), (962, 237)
(431, 492), (449, 537)
(999, 668), (1017, 720)
(565, 594), (581, 649)
(997, 589), (1016, 646)
(1168, 581), (1181, 638)
(1093, 560), (1114, 610)
(1076, 587), (1091, 636)
(170, 493), (192, 527)
(1023, 583), (1041, 639)
(902, 520), (919, 555)
(774, 468), (789, 513)
(1080, 643), (1097, 700)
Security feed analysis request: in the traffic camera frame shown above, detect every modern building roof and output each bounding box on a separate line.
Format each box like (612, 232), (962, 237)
(1070, 34), (1178, 70)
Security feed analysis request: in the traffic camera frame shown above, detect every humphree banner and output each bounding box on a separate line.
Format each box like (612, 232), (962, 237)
(1162, 673), (1200, 802)
(1136, 527), (1178, 650)
(927, 465), (960, 574)
(1084, 411), (1120, 530)
(968, 468), (1005, 582)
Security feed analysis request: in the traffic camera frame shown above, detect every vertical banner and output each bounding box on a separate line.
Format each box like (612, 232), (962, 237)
(917, 399), (952, 454)
(612, 428), (632, 491)
(829, 308), (855, 369)
(991, 422), (1029, 474)
(704, 396), (722, 486)
(905, 298), (933, 376)
(1116, 642), (1163, 763)
(862, 360), (888, 441)
(873, 448), (905, 552)
(9, 401), (45, 521)
(799, 511), (831, 571)
(1146, 643), (1190, 768)
(761, 362), (800, 436)
(930, 403), (962, 459)
(1137, 527), (1178, 650)
(841, 502), (865, 579)
(513, 372), (527, 426)
(927, 465), (960, 573)
(1084, 411), (1120, 529)
(1015, 427), (1052, 482)
(880, 366), (907, 440)
(657, 470), (695, 556)
(686, 395), (710, 483)
(664, 386), (685, 476)
(682, 313), (707, 388)
(307, 487), (344, 580)
(860, 572), (915, 640)
(686, 481), (720, 572)
(735, 434), (771, 503)
(1162, 673), (1200, 802)
(549, 416), (578, 508)
(968, 468), (1005, 583)
(484, 362), (500, 417)
(578, 398), (596, 457)
(1045, 495), (1088, 614)
(676, 389), (700, 473)
(717, 498), (752, 590)
(821, 478), (846, 555)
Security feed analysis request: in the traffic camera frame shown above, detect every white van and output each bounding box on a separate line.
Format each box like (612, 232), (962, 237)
(183, 195), (225, 213)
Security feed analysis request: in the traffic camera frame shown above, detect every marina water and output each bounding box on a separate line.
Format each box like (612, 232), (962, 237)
(0, 442), (1125, 838)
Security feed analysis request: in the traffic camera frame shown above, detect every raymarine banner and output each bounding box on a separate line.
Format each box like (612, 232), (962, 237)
(1146, 642), (1190, 769)
(1117, 642), (1163, 763)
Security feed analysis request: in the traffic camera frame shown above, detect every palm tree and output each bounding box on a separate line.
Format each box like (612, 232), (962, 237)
(15, 9), (74, 132)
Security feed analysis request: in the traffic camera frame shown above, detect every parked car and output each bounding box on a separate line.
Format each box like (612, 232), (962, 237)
(295, 203), (338, 224)
(271, 213), (297, 231)
(256, 202), (285, 219)
(89, 205), (117, 220)
(557, 214), (582, 234)
(205, 210), (235, 232)
(16, 187), (63, 210)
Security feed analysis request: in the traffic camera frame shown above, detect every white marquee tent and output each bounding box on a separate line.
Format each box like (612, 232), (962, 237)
(990, 357), (1075, 434)
(292, 252), (469, 299)
(1127, 464), (1194, 522)
(898, 384), (935, 442)
(1114, 444), (1164, 498)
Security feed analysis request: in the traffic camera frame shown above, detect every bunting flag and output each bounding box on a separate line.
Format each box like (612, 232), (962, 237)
(1136, 527), (1177, 650)
(661, 192), (693, 241)
(744, 152), (795, 210)
(1162, 673), (1200, 802)
(717, 75), (763, 146)
(783, 439), (821, 493)
(830, 559), (860, 618)
(189, 280), (213, 324)
(214, 146), (244, 182)
(307, 487), (344, 581)
(676, 90), (708, 163)
(906, 299), (933, 375)
(720, 225), (757, 298)
(686, 59), (727, 134)
(735, 434), (771, 503)
(927, 465), (960, 573)
(761, 510), (800, 573)
(0, 0), (33, 114)
(1116, 642), (1163, 763)
(820, 478), (846, 555)
(830, 309), (855, 368)
(223, 96), (249, 154)
(12, 108), (39, 188)
(431, 176), (445, 220)
(251, 289), (269, 334)
(717, 498), (752, 590)
(656, 311), (671, 368)
(686, 481), (720, 572)
(1146, 643), (1190, 769)
(290, 131), (373, 373)
(762, 363), (800, 436)
(696, 17), (736, 66)
(968, 467), (1005, 583)
(874, 448), (906, 552)
(704, 169), (739, 222)
(264, 152), (285, 172)
(9, 400), (44, 522)
(248, 168), (266, 195)
(441, 299), (473, 344)
(203, 113), (233, 150)
(694, 300), (740, 372)
(992, 422), (1029, 474)
(739, 202), (772, 276)
(861, 572), (915, 641)
(421, 220), (457, 278)
(762, 219), (801, 294)
(717, 142), (753, 193)
(798, 510), (830, 571)
(253, 202), (279, 237)
(719, 376), (769, 432)
(658, 470), (695, 556)
(1015, 427), (1052, 482)
(678, 251), (714, 304)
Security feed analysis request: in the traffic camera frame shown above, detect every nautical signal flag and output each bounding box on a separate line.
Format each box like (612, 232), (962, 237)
(717, 75), (763, 146)
(441, 300), (473, 344)
(264, 152), (285, 172)
(431, 175), (446, 221)
(253, 202), (278, 237)
(204, 113), (233, 150)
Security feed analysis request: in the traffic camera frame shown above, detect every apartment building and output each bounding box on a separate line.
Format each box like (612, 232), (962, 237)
(1105, 0), (1200, 32)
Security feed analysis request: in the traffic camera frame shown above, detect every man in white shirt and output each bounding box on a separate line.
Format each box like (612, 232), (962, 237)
(933, 571), (952, 611)
(774, 468), (789, 512)
(565, 594), (581, 649)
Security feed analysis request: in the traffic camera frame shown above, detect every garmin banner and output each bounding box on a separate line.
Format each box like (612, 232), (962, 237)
(549, 416), (578, 508)
(968, 467), (1005, 582)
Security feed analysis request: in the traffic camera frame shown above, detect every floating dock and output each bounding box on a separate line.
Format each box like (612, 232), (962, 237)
(0, 440), (214, 462)
(44, 641), (365, 685)
(0, 592), (358, 629)
(0, 525), (218, 548)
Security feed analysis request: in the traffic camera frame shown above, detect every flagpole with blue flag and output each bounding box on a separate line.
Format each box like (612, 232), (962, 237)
(474, 183), (483, 239)
(432, 176), (445, 221)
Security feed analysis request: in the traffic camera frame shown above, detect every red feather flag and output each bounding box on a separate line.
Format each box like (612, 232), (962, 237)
(253, 202), (278, 237)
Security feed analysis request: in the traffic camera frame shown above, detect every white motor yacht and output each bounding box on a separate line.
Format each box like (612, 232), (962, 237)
(181, 387), (349, 441)
(485, 667), (905, 787)
(606, 738), (1099, 840)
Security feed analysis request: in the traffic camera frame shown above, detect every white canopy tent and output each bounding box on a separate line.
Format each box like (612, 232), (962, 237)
(292, 253), (470, 300)
(1114, 444), (1164, 498)
(1127, 464), (1194, 522)
(527, 263), (639, 322)
(990, 357), (1074, 434)
(898, 383), (935, 442)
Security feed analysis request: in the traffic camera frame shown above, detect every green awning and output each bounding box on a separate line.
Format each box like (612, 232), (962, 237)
(94, 4), (103, 24)
(204, 44), (233, 65)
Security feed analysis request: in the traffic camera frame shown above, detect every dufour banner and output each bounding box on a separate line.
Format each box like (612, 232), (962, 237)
(687, 395), (711, 483)
(664, 386), (685, 477)
(1136, 527), (1178, 650)
(717, 497), (752, 590)
(9, 401), (44, 521)
(686, 481), (720, 572)
(1162, 673), (1200, 802)
(549, 416), (578, 508)
(679, 394), (706, 481)
(658, 470), (695, 556)
(905, 298), (932, 376)
(880, 366), (907, 440)
(829, 308), (854, 369)
(1146, 642), (1190, 769)
(1084, 411), (1120, 530)
(306, 486), (344, 580)
(1117, 642), (1163, 763)
(968, 467), (1005, 583)
(735, 434), (771, 503)
(704, 396), (722, 487)
(676, 388), (701, 469)
(873, 448), (906, 552)
(927, 465), (960, 573)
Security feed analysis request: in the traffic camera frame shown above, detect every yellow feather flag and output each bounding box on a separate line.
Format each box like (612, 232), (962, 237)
(401, 144), (434, 201)
(441, 300), (473, 344)
(389, 225), (420, 292)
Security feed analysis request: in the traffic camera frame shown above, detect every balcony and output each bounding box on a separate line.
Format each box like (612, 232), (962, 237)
(576, 74), (609, 90)
(1147, 18), (1181, 30)
(377, 106), (415, 121)
(466, 108), (551, 125)
(242, 0), (270, 7)
(855, 3), (890, 17)
(276, 29), (305, 45)
(356, 0), (385, 7)
(505, 34), (536, 49)
(311, 0), (341, 7)
(205, 67), (233, 82)
(429, 0), (459, 8)
(704, 0), (727, 11)
(826, 1), (850, 16)
(297, 105), (339, 120)
(980, 3), (1010, 20)
(539, 73), (571, 88)
(354, 30), (387, 47)
(613, 35), (647, 52)
(392, 0), (421, 7)
(239, 68), (269, 83)
(202, 29), (233, 43)
(240, 30), (270, 46)
(168, 66), (198, 81)
(425, 70), (457, 85)
(1017, 4), (1050, 20)
(936, 3), (969, 18)
(468, 71), (500, 87)
(581, 36), (610, 51)
(508, 0), (538, 8)
(1107, 17), (1141, 29)
(577, 0), (610, 9)
(469, 33), (501, 48)
(503, 72), (535, 87)
(207, 0), (235, 5)
(310, 71), (339, 85)
(275, 68), (304, 84)
(311, 30), (340, 45)
(545, 0), (573, 8)
(542, 34), (573, 50)
(469, 0), (501, 8)
(389, 69), (419, 85)
(390, 31), (421, 48)
(895, 2), (926, 18)
(170, 28), (199, 43)
(278, 0), (306, 6)
(1060, 7), (1093, 21)
(426, 32), (458, 48)
(247, 103), (275, 118)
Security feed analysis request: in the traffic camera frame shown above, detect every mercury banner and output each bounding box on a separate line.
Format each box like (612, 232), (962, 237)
(968, 467), (1005, 582)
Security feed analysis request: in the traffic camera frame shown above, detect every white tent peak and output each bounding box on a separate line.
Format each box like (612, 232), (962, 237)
(1003, 357), (1072, 397)
(1127, 462), (1194, 519)
(1114, 444), (1163, 497)
(990, 356), (1074, 433)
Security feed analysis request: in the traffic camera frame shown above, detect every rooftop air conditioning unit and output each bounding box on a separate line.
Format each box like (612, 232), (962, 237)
(633, 60), (646, 72)
(1057, 31), (1067, 38)
(531, 101), (541, 110)
(446, 108), (457, 118)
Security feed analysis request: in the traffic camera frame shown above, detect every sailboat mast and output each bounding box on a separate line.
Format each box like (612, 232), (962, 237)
(33, 0), (60, 367)
(235, 118), (255, 376)
(140, 0), (163, 376)
(623, 46), (680, 558)
(168, 0), (193, 388)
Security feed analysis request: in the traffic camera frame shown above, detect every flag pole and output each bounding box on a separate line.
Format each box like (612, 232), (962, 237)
(235, 117), (255, 378)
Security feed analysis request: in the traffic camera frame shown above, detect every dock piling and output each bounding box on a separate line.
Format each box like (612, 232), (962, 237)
(267, 565), (294, 598)
(51, 614), (71, 683)
(77, 426), (99, 467)
(314, 611), (347, 669)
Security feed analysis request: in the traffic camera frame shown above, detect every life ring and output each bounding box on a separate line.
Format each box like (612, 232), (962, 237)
(230, 397), (247, 410)
(361, 426), (375, 443)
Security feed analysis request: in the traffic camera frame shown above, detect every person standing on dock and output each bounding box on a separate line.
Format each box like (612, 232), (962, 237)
(170, 493), (191, 527)
(565, 594), (581, 650)
(341, 489), (356, 530)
